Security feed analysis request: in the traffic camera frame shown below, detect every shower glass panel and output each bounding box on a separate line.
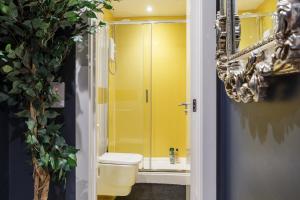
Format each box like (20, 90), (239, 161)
(107, 22), (189, 171)
(108, 24), (152, 169)
(151, 23), (189, 171)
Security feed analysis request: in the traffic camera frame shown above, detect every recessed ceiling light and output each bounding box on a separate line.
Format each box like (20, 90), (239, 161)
(146, 5), (153, 13)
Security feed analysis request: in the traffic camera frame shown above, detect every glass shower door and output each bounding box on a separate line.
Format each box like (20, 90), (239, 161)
(151, 23), (189, 171)
(107, 22), (188, 171)
(108, 24), (152, 169)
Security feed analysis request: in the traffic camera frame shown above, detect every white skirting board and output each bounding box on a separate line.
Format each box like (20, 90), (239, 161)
(137, 172), (190, 185)
(141, 157), (191, 171)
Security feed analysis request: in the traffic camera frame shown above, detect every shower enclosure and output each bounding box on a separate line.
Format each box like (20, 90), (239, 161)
(97, 21), (190, 172)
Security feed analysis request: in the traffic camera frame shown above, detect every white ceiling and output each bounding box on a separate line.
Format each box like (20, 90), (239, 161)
(238, 0), (264, 11)
(111, 0), (186, 18)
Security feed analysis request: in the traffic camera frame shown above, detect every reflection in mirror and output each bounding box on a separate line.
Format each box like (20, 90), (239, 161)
(237, 0), (277, 50)
(220, 0), (225, 15)
(217, 0), (300, 103)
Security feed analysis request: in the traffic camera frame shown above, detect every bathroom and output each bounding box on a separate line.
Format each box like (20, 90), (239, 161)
(2, 0), (300, 199)
(93, 0), (190, 199)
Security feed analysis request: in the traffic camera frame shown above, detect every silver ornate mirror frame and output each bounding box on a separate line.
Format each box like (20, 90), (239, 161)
(216, 0), (300, 103)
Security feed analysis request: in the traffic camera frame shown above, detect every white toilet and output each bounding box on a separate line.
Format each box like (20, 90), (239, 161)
(97, 153), (143, 197)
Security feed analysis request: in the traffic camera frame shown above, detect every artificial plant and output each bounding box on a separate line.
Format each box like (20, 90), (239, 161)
(0, 0), (113, 199)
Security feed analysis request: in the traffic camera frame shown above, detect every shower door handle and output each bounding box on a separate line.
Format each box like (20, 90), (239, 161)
(178, 103), (189, 108)
(146, 90), (149, 103)
(178, 102), (190, 114)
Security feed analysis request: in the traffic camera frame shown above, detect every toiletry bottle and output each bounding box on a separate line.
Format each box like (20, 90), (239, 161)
(169, 147), (175, 164)
(175, 148), (180, 164)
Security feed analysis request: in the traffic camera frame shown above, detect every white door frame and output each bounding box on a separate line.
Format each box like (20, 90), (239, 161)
(189, 0), (217, 200)
(75, 1), (217, 200)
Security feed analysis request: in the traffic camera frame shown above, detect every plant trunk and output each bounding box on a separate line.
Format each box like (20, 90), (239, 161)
(33, 159), (50, 200)
(30, 96), (50, 200)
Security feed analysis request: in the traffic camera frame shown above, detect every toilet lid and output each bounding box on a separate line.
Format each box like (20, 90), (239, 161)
(98, 153), (143, 165)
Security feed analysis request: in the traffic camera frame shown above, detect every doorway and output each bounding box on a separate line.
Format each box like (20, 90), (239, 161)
(75, 1), (217, 200)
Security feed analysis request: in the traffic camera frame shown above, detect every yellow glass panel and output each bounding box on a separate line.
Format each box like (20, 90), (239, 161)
(108, 23), (188, 160)
(152, 23), (187, 157)
(108, 24), (151, 157)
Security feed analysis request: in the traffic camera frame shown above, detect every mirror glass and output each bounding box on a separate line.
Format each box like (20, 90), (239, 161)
(237, 0), (277, 50)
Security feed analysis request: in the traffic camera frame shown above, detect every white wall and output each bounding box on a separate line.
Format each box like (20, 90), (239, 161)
(97, 27), (109, 157)
(76, 36), (90, 200)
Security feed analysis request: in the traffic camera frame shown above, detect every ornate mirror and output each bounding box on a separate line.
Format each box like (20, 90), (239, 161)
(216, 0), (300, 103)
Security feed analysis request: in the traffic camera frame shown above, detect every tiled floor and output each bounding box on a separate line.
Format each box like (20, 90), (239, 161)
(116, 184), (186, 200)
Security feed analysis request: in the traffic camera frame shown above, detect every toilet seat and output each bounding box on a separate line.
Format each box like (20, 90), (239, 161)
(98, 153), (143, 165)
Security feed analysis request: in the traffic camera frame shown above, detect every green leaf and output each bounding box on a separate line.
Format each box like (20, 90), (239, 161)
(59, 168), (63, 180)
(5, 44), (16, 59)
(55, 136), (66, 147)
(15, 44), (24, 58)
(25, 88), (36, 97)
(45, 110), (60, 119)
(67, 154), (77, 167)
(47, 123), (62, 134)
(13, 61), (21, 69)
(0, 3), (10, 15)
(38, 129), (47, 135)
(7, 52), (16, 59)
(84, 11), (97, 19)
(68, 154), (76, 161)
(26, 119), (36, 132)
(26, 134), (38, 145)
(68, 0), (78, 7)
(41, 153), (50, 167)
(40, 146), (45, 156)
(22, 50), (31, 67)
(22, 20), (33, 31)
(99, 21), (106, 27)
(2, 65), (13, 73)
(12, 80), (21, 90)
(58, 159), (67, 168)
(23, 1), (39, 7)
(15, 110), (30, 118)
(103, 2), (113, 10)
(38, 115), (47, 126)
(35, 82), (43, 92)
(32, 18), (50, 30)
(8, 2), (18, 18)
(9, 81), (22, 94)
(50, 156), (55, 170)
(35, 30), (44, 37)
(42, 135), (50, 144)
(63, 11), (79, 22)
(5, 44), (12, 52)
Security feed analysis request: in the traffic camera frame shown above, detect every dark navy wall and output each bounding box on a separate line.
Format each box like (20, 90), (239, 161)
(0, 107), (9, 200)
(218, 74), (300, 200)
(0, 48), (76, 200)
